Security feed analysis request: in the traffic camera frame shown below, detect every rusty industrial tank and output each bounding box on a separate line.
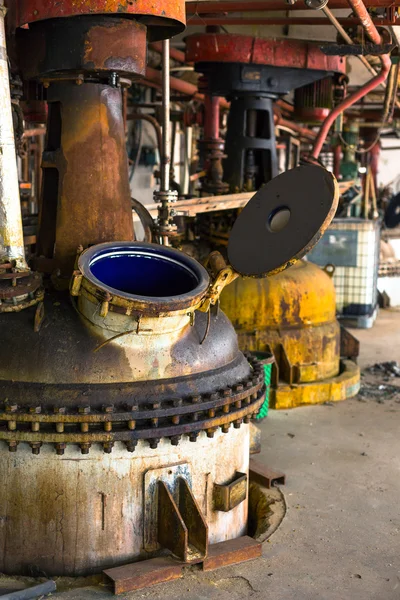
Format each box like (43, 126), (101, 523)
(220, 260), (360, 409)
(0, 242), (265, 575)
(1, 0), (341, 578)
(0, 165), (340, 576)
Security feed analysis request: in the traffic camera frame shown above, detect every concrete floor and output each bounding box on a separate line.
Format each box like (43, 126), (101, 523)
(8, 310), (400, 600)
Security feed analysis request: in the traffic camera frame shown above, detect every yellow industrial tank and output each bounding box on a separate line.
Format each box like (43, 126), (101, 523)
(220, 260), (360, 409)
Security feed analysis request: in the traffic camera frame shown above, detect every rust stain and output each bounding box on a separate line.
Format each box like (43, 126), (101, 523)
(83, 20), (146, 76)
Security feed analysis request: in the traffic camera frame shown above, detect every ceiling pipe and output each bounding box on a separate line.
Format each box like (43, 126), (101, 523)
(185, 16), (400, 26)
(185, 0), (400, 12)
(311, 0), (392, 159)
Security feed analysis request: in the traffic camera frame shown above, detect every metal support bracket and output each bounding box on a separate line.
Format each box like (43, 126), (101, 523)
(213, 472), (248, 512)
(158, 478), (208, 563)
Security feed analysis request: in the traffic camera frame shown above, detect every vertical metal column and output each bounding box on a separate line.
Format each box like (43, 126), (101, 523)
(161, 39), (171, 194)
(156, 39), (177, 246)
(0, 1), (27, 270)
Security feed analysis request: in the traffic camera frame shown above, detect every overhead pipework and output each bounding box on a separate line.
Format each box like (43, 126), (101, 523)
(310, 0), (392, 160)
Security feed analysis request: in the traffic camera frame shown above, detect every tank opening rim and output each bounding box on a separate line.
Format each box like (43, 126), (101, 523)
(78, 242), (210, 307)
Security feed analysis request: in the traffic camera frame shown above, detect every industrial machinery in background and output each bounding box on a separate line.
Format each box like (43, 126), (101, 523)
(0, 0), (344, 587)
(186, 32), (346, 194)
(180, 31), (360, 406)
(220, 260), (360, 410)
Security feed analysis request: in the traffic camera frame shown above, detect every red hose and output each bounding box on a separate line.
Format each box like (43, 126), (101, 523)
(311, 0), (392, 159)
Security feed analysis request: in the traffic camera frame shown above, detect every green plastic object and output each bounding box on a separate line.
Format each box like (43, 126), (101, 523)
(253, 352), (273, 420)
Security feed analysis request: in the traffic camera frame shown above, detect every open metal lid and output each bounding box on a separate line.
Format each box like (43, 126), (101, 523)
(227, 165), (339, 278)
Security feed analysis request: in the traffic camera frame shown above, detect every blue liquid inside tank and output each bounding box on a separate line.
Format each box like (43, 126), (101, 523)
(90, 252), (199, 297)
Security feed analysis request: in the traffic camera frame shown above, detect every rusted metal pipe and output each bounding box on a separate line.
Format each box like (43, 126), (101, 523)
(22, 127), (46, 138)
(204, 94), (220, 140)
(277, 117), (317, 141)
(128, 113), (163, 160)
(322, 5), (387, 87)
(186, 0), (400, 12)
(145, 67), (230, 109)
(186, 16), (400, 26)
(0, 2), (27, 270)
(311, 0), (392, 159)
(150, 42), (187, 64)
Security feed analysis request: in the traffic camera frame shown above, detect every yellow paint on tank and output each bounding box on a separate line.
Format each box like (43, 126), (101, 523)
(221, 260), (340, 384)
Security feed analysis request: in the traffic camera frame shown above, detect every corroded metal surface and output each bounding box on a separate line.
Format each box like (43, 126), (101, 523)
(36, 83), (134, 275)
(0, 262), (43, 312)
(0, 356), (264, 452)
(213, 472), (247, 512)
(11, 0), (186, 39)
(104, 558), (183, 595)
(269, 359), (361, 409)
(74, 242), (210, 317)
(158, 477), (208, 563)
(0, 428), (250, 576)
(221, 261), (361, 408)
(18, 16), (147, 80)
(202, 536), (262, 571)
(221, 261), (341, 383)
(186, 34), (346, 74)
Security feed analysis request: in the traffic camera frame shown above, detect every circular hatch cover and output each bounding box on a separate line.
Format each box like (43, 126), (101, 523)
(227, 165), (339, 277)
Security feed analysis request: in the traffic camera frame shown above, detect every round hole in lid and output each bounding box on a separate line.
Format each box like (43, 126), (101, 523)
(227, 165), (339, 277)
(268, 207), (291, 233)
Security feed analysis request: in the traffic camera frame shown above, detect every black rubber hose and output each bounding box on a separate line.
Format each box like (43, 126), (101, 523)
(0, 580), (56, 600)
(131, 197), (156, 243)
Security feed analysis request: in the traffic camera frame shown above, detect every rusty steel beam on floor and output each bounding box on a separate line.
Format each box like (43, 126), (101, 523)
(249, 459), (286, 489)
(202, 536), (262, 571)
(104, 558), (183, 594)
(186, 0), (400, 12)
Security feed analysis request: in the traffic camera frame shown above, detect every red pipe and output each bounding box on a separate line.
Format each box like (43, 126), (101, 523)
(311, 0), (391, 159)
(204, 94), (220, 139)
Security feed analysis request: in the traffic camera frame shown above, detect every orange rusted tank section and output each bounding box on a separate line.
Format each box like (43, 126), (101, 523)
(10, 0), (186, 38)
(36, 83), (134, 275)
